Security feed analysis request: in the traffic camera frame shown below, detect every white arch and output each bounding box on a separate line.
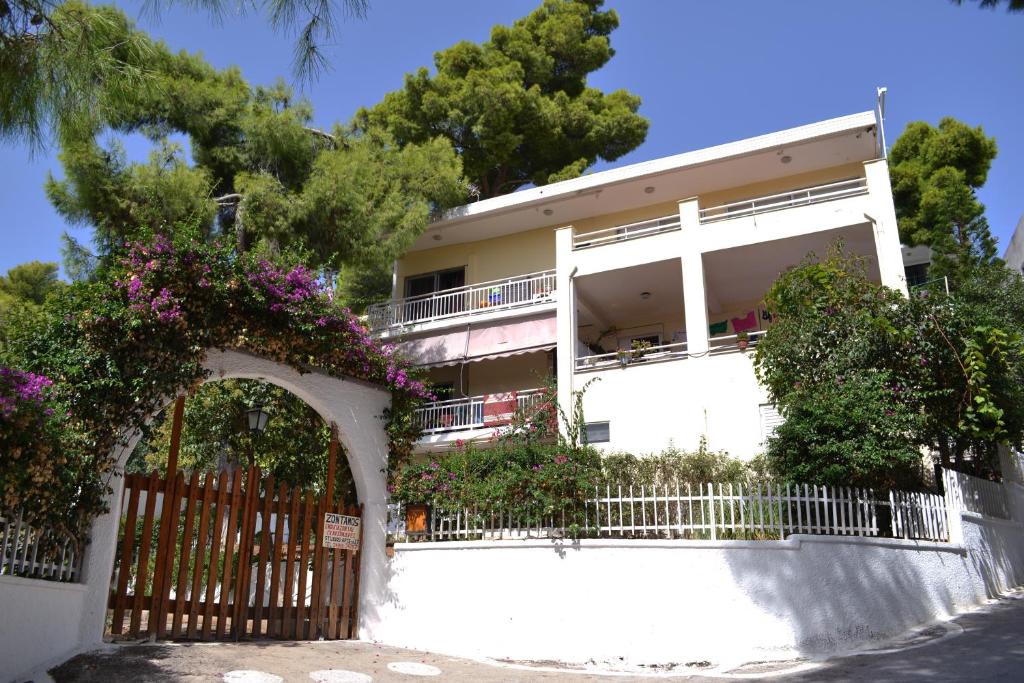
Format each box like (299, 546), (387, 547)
(76, 349), (393, 647)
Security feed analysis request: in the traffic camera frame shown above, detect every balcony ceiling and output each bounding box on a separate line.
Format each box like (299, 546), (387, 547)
(575, 258), (684, 328)
(702, 223), (879, 312)
(413, 111), (879, 251)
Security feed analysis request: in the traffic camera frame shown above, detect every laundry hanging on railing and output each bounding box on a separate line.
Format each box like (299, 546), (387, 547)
(731, 310), (758, 334)
(709, 320), (728, 335)
(483, 392), (518, 427)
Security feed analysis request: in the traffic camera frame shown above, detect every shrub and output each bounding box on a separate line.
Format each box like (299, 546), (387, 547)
(600, 437), (758, 488)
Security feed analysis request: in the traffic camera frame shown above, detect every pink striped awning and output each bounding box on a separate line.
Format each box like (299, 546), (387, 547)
(397, 313), (557, 367)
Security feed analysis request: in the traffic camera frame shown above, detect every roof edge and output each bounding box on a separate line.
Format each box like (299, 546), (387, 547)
(438, 110), (877, 226)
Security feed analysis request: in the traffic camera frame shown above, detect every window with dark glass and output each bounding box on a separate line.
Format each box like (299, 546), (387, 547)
(584, 421), (610, 444)
(905, 263), (929, 288)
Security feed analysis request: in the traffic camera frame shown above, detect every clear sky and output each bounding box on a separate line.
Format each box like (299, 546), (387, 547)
(1, 0), (1021, 276)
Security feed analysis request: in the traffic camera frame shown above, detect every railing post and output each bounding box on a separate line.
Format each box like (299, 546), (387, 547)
(708, 483), (717, 540)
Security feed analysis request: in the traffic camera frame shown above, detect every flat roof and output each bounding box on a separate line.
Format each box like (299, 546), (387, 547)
(415, 110), (880, 250)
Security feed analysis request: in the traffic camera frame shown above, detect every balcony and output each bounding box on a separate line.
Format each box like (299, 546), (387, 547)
(572, 214), (681, 250)
(415, 388), (547, 435)
(576, 340), (688, 372)
(367, 270), (556, 332)
(698, 177), (868, 224)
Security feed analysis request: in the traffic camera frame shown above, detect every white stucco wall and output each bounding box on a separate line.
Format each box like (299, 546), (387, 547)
(0, 576), (88, 682)
(1003, 215), (1024, 274)
(578, 350), (767, 457)
(368, 512), (1024, 666)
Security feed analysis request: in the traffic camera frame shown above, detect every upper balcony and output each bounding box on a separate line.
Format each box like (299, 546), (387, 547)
(697, 177), (868, 225)
(572, 214), (681, 251)
(367, 270), (557, 334)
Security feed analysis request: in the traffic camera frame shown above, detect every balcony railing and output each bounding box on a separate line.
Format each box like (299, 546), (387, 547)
(416, 388), (547, 434)
(572, 214), (681, 250)
(367, 270), (557, 331)
(698, 177), (869, 224)
(709, 330), (767, 353)
(575, 341), (688, 372)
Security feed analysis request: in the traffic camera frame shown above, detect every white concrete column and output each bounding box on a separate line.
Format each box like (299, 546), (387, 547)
(864, 159), (908, 295)
(679, 198), (709, 355)
(555, 226), (577, 433)
(77, 435), (141, 650)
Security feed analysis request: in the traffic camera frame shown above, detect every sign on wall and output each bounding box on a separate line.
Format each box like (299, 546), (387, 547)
(323, 512), (361, 550)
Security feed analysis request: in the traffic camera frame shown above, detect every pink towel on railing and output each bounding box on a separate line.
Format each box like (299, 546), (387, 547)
(483, 392), (518, 427)
(731, 310), (758, 334)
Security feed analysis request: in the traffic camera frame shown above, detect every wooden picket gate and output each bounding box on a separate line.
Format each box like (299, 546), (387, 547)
(107, 465), (362, 641)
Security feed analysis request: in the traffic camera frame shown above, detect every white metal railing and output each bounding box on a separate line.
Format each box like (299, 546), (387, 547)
(943, 468), (1011, 519)
(390, 482), (949, 543)
(572, 214), (681, 250)
(698, 177), (869, 224)
(416, 388), (548, 434)
(1, 510), (81, 582)
(575, 341), (688, 372)
(367, 270), (556, 331)
(708, 329), (767, 352)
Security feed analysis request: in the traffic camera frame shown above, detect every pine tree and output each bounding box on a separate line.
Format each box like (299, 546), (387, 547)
(889, 117), (999, 283)
(356, 0), (648, 199)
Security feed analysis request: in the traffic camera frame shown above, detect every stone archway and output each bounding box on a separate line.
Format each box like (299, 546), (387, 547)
(76, 349), (392, 648)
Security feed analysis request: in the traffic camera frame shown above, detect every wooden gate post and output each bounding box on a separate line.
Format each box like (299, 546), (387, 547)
(149, 395), (185, 636)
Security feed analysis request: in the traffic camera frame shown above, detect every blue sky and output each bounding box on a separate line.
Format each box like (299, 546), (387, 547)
(1, 0), (1021, 276)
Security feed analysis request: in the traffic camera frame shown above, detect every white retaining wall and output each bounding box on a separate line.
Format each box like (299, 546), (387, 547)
(368, 511), (1024, 666)
(0, 576), (88, 682)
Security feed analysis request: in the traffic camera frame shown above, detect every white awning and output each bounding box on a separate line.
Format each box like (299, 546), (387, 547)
(397, 313), (557, 367)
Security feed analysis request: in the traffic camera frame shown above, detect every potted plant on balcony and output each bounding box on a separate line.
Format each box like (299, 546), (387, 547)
(736, 331), (749, 351)
(616, 348), (631, 367)
(630, 338), (653, 361)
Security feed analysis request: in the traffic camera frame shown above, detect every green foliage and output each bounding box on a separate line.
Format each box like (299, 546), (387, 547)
(951, 0), (1024, 11)
(0, 260), (62, 308)
(130, 380), (356, 502)
(762, 372), (925, 489)
(356, 0), (648, 198)
(600, 438), (760, 487)
(0, 1), (154, 147)
(1, 0), (370, 148)
(890, 117), (999, 282)
(391, 440), (602, 523)
(0, 232), (427, 544)
(46, 31), (466, 278)
(754, 244), (1024, 485)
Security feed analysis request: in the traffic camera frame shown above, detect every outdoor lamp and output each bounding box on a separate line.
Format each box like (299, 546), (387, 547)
(246, 405), (270, 433)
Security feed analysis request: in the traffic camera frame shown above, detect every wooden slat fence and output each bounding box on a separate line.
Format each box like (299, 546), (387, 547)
(0, 510), (81, 581)
(391, 481), (950, 543)
(108, 467), (361, 641)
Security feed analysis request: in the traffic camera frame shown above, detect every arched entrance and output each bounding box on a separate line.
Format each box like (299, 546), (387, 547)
(76, 350), (392, 647)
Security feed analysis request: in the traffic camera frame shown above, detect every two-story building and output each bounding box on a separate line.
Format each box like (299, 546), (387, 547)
(368, 109), (910, 459)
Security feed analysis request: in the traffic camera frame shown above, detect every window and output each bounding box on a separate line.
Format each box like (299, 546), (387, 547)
(404, 267), (466, 298)
(584, 421), (610, 444)
(402, 267), (466, 321)
(905, 263), (929, 289)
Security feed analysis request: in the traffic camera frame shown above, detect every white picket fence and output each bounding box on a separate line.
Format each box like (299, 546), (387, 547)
(942, 468), (1011, 520)
(0, 509), (81, 582)
(391, 481), (950, 543)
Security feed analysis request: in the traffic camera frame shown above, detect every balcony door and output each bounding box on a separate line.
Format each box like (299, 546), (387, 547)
(403, 267), (466, 321)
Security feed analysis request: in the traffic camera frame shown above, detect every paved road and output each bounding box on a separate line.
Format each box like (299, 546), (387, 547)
(780, 592), (1024, 682)
(44, 593), (1024, 682)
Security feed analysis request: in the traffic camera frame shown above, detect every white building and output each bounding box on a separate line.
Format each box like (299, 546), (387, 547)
(368, 108), (914, 459)
(1004, 214), (1024, 274)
